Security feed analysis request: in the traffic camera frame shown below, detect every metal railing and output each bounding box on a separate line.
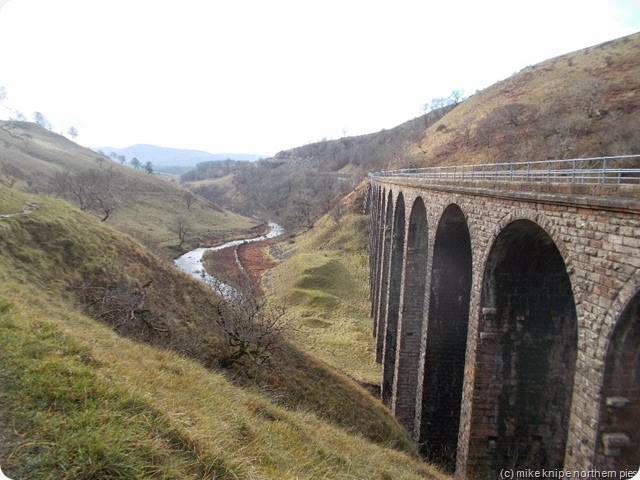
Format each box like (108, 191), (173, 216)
(369, 155), (640, 184)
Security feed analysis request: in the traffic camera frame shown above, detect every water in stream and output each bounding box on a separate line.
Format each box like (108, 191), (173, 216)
(173, 221), (284, 298)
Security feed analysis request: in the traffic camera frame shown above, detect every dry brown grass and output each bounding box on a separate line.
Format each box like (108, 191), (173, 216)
(0, 186), (445, 478)
(404, 32), (640, 168)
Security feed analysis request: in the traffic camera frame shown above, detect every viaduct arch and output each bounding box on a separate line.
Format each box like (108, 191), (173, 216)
(367, 158), (640, 479)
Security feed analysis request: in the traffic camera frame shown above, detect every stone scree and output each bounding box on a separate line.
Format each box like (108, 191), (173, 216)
(367, 177), (640, 479)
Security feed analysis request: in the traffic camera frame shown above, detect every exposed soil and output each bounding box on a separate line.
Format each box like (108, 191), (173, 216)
(202, 238), (278, 292)
(237, 240), (278, 284)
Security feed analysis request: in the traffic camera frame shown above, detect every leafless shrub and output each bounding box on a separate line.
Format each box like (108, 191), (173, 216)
(573, 76), (609, 118)
(72, 273), (170, 336)
(215, 295), (286, 369)
(205, 279), (288, 370)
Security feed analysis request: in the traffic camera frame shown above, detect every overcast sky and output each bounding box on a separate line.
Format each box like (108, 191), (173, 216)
(1, 0), (639, 156)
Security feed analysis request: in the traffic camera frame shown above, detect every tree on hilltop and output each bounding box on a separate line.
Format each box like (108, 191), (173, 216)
(67, 125), (79, 140)
(33, 111), (52, 130)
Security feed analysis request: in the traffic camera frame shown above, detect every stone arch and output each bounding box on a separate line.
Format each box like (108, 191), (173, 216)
(478, 209), (578, 311)
(418, 203), (473, 471)
(375, 189), (394, 361)
(596, 274), (640, 470)
(371, 187), (386, 321)
(470, 218), (578, 477)
(392, 196), (429, 432)
(381, 192), (406, 406)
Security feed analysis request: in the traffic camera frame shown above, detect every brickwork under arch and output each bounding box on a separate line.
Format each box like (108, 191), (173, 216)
(381, 193), (406, 406)
(367, 177), (640, 479)
(418, 204), (472, 472)
(391, 197), (429, 433)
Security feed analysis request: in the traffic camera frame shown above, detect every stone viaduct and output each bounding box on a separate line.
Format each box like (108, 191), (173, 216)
(367, 158), (639, 479)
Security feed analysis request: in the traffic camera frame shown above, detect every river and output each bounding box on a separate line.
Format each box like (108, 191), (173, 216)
(173, 221), (284, 298)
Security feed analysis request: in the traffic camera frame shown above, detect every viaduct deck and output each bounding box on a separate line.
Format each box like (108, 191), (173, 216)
(367, 156), (640, 478)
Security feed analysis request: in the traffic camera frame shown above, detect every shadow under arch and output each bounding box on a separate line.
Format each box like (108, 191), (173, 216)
(470, 218), (578, 477)
(392, 196), (428, 433)
(597, 282), (640, 470)
(381, 192), (405, 406)
(375, 189), (394, 361)
(418, 203), (472, 472)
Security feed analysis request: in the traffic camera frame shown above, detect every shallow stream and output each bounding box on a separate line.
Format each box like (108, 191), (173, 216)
(173, 221), (284, 298)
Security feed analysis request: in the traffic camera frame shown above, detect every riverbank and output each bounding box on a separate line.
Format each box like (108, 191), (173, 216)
(202, 239), (277, 292)
(173, 221), (284, 294)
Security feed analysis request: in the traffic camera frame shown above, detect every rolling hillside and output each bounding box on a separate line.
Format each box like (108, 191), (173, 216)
(402, 32), (640, 169)
(256, 32), (640, 396)
(0, 121), (259, 259)
(180, 32), (640, 230)
(0, 186), (447, 479)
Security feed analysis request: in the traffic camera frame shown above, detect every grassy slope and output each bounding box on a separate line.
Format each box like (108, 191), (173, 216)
(265, 189), (378, 385)
(0, 122), (259, 259)
(0, 187), (446, 479)
(404, 32), (640, 167)
(263, 33), (640, 389)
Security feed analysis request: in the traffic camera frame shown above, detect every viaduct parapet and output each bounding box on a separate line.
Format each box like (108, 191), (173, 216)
(367, 157), (640, 478)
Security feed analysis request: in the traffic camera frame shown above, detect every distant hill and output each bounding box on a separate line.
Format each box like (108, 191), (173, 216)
(0, 121), (259, 259)
(181, 32), (640, 228)
(95, 144), (266, 172)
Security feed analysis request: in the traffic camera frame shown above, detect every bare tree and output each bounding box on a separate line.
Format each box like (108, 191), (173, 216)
(131, 157), (141, 169)
(72, 274), (169, 335)
(495, 103), (530, 127)
(0, 86), (20, 137)
(144, 160), (154, 174)
(449, 89), (466, 105)
(573, 76), (609, 118)
(207, 282), (287, 369)
(183, 191), (196, 210)
(422, 90), (466, 118)
(172, 216), (191, 250)
(288, 194), (316, 230)
(67, 125), (79, 140)
(33, 111), (52, 130)
(51, 168), (122, 221)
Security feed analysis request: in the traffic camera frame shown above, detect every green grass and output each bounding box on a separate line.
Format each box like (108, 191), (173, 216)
(106, 184), (258, 259)
(0, 186), (26, 214)
(267, 212), (379, 385)
(0, 300), (231, 479)
(0, 186), (448, 479)
(0, 122), (260, 260)
(0, 271), (445, 479)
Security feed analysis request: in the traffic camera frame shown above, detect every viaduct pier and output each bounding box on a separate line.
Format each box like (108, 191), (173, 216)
(367, 156), (640, 478)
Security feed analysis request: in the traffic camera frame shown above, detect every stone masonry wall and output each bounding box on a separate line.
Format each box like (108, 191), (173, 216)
(368, 178), (640, 479)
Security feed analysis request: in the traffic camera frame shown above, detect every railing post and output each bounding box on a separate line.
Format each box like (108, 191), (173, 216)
(370, 154), (640, 185)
